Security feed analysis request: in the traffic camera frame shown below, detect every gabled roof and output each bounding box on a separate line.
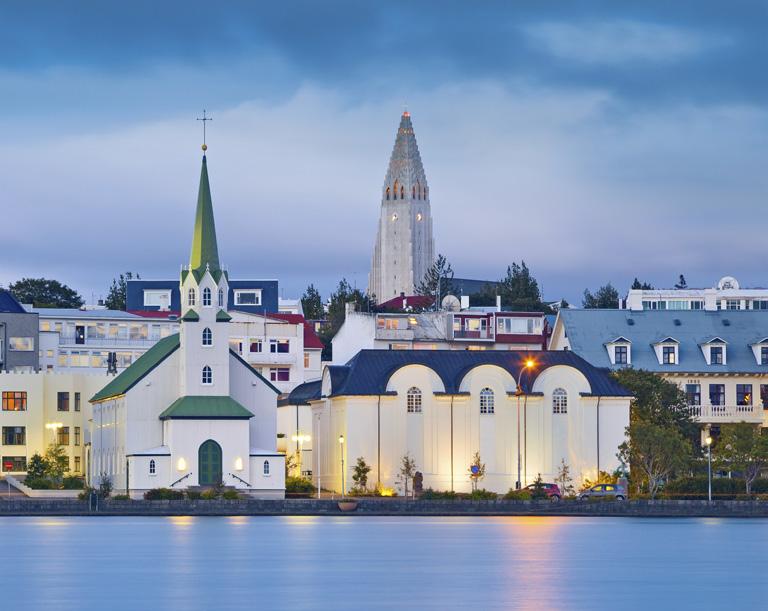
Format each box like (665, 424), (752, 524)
(159, 395), (253, 420)
(653, 337), (679, 344)
(701, 336), (728, 344)
(216, 309), (232, 322)
(181, 309), (199, 322)
(751, 337), (768, 345)
(605, 336), (631, 344)
(91, 334), (180, 402)
(0, 289), (28, 313)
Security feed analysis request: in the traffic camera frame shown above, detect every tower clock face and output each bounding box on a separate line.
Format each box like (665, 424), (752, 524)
(416, 213), (423, 221)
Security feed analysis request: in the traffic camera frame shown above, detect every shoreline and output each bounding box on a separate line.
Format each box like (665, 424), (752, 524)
(2, 498), (768, 518)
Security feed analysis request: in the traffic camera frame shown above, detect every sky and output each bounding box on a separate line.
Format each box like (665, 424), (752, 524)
(2, 1), (767, 305)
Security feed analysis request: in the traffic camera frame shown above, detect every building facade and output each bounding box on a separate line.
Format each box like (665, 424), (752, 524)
(369, 112), (435, 301)
(0, 290), (38, 372)
(622, 276), (768, 312)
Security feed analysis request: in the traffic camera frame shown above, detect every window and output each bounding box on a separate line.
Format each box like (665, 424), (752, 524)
(2, 427), (25, 445)
(754, 300), (768, 310)
(406, 387), (422, 413)
(229, 339), (243, 355)
(726, 299), (741, 310)
(386, 187), (390, 200)
(762, 385), (768, 409)
(269, 367), (290, 382)
(143, 290), (171, 308)
(710, 346), (724, 365)
(9, 337), (34, 351)
(149, 459), (156, 475)
(553, 388), (568, 414)
(614, 345), (628, 365)
(74, 427), (81, 446)
(218, 288), (225, 308)
(2, 392), (27, 411)
(188, 288), (196, 306)
(263, 460), (270, 475)
(497, 317), (538, 334)
(662, 346), (676, 364)
(250, 340), (263, 353)
(202, 287), (212, 307)
(74, 457), (81, 473)
(202, 327), (213, 346)
(691, 301), (704, 310)
(304, 352), (310, 369)
(1, 457), (26, 472)
(57, 426), (70, 446)
(737, 384), (753, 406)
(75, 392), (81, 412)
(57, 392), (70, 412)
(270, 339), (290, 353)
(202, 366), (212, 385)
(234, 290), (262, 306)
(709, 384), (725, 406)
(761, 346), (768, 365)
(685, 384), (701, 406)
(479, 388), (495, 414)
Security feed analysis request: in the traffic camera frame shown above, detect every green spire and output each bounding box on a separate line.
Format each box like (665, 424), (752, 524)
(188, 155), (221, 279)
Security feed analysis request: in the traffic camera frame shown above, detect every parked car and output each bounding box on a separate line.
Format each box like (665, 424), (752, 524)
(579, 483), (627, 501)
(522, 482), (562, 502)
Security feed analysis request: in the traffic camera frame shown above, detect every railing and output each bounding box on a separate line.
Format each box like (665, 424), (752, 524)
(170, 472), (192, 487)
(687, 404), (764, 423)
(375, 328), (415, 341)
(228, 472), (251, 488)
(452, 328), (495, 341)
(58, 335), (162, 347)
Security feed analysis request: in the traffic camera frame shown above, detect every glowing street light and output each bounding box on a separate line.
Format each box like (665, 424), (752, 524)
(705, 435), (713, 503)
(515, 359), (536, 489)
(291, 433), (311, 476)
(338, 434), (345, 497)
(45, 422), (63, 444)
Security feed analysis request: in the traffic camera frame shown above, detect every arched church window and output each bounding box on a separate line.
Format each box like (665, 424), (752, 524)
(553, 388), (568, 414)
(202, 287), (211, 307)
(386, 187), (390, 200)
(412, 186), (416, 199)
(202, 366), (212, 385)
(202, 327), (213, 346)
(149, 459), (156, 475)
(480, 387), (495, 414)
(263, 460), (270, 475)
(394, 181), (399, 199)
(218, 288), (224, 308)
(406, 387), (422, 413)
(400, 186), (405, 199)
(188, 288), (196, 307)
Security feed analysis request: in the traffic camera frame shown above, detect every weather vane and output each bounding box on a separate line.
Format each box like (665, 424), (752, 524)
(197, 109), (212, 151)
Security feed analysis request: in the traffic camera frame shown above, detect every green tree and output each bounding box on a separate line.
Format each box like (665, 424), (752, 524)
(474, 261), (551, 312)
(26, 452), (48, 480)
(618, 421), (689, 499)
(467, 451), (486, 492)
(301, 284), (325, 320)
(319, 278), (376, 360)
(98, 473), (113, 498)
(416, 253), (454, 302)
(674, 274), (688, 290)
(44, 444), (70, 482)
(351, 456), (372, 492)
(716, 423), (768, 494)
(530, 473), (548, 499)
(582, 283), (620, 308)
(631, 278), (654, 290)
(555, 458), (575, 496)
(105, 272), (140, 310)
(397, 453), (417, 498)
(9, 278), (83, 308)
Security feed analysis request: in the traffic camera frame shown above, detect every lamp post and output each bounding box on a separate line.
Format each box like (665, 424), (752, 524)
(514, 359), (535, 489)
(291, 433), (311, 477)
(705, 435), (713, 503)
(338, 435), (345, 497)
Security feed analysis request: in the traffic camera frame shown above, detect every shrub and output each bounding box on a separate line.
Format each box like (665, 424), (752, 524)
(186, 490), (202, 500)
(286, 476), (316, 494)
(469, 489), (498, 500)
(98, 473), (113, 498)
(503, 489), (532, 500)
(222, 489), (240, 500)
(373, 482), (397, 497)
(112, 494), (131, 501)
(420, 488), (459, 500)
(665, 476), (744, 495)
(25, 477), (56, 490)
(144, 488), (184, 500)
(78, 488), (95, 501)
(62, 476), (85, 490)
(201, 488), (219, 500)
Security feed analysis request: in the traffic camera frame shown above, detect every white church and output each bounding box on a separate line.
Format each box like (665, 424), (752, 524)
(89, 148), (285, 498)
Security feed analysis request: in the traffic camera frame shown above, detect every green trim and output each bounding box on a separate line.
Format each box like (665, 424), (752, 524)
(216, 309), (232, 322)
(181, 309), (200, 322)
(91, 334), (180, 402)
(229, 349), (281, 394)
(159, 395), (253, 420)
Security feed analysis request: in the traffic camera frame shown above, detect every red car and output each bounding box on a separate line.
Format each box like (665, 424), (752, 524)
(522, 482), (562, 502)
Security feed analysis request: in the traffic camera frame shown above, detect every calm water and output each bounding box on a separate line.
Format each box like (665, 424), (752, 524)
(2, 515), (765, 610)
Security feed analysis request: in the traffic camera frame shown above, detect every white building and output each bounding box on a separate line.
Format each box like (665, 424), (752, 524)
(369, 111), (435, 301)
(88, 150), (284, 498)
(622, 276), (768, 312)
(288, 350), (631, 494)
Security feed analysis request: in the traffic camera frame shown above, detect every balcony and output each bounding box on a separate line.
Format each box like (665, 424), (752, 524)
(376, 328), (414, 341)
(58, 335), (162, 347)
(248, 351), (295, 365)
(452, 328), (495, 341)
(687, 404), (764, 424)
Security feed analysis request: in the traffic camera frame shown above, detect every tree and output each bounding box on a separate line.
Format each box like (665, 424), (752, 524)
(416, 253), (454, 301)
(284, 452), (299, 478)
(555, 459), (575, 497)
(9, 278), (83, 308)
(467, 451), (486, 492)
(397, 453), (417, 498)
(631, 278), (654, 290)
(98, 473), (113, 498)
(530, 473), (548, 499)
(716, 423), (768, 494)
(320, 278), (376, 360)
(674, 274), (688, 290)
(105, 272), (140, 311)
(44, 444), (70, 482)
(618, 421), (689, 499)
(26, 453), (48, 480)
(582, 283), (619, 309)
(351, 456), (372, 492)
(301, 284), (325, 320)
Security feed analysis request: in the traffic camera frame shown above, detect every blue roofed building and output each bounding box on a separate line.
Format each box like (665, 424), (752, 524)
(0, 289), (39, 372)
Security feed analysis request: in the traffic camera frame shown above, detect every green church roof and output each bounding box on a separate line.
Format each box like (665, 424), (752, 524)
(181, 309), (200, 322)
(91, 334), (180, 402)
(159, 395), (253, 420)
(216, 309), (232, 322)
(187, 155), (221, 280)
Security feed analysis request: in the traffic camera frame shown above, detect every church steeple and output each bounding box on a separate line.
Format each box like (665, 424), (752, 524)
(383, 111), (428, 202)
(188, 154), (221, 279)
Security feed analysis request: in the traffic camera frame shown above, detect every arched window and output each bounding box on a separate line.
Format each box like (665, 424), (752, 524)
(412, 186), (416, 199)
(417, 182), (422, 200)
(188, 288), (196, 306)
(400, 185), (405, 199)
(149, 459), (156, 475)
(407, 387), (422, 413)
(394, 181), (399, 199)
(553, 388), (568, 414)
(202, 366), (212, 385)
(386, 187), (391, 200)
(202, 287), (211, 307)
(480, 387), (495, 414)
(263, 460), (270, 475)
(202, 327), (212, 346)
(218, 288), (224, 308)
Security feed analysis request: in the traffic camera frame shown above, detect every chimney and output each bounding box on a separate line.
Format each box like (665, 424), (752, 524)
(460, 295), (470, 310)
(496, 295), (501, 312)
(401, 292), (406, 309)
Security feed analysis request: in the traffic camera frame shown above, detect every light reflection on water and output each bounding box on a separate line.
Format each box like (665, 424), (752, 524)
(2, 515), (767, 610)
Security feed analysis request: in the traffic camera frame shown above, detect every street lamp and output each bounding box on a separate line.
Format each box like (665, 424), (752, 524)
(45, 422), (63, 444)
(705, 435), (713, 503)
(338, 434), (345, 497)
(515, 359), (535, 489)
(291, 433), (311, 477)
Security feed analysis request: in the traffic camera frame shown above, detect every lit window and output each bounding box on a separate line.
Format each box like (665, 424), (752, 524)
(57, 392), (70, 412)
(552, 388), (568, 414)
(391, 213), (398, 221)
(9, 337), (33, 351)
(737, 384), (752, 406)
(202, 327), (213, 346)
(416, 213), (422, 221)
(407, 387), (422, 413)
(234, 290), (262, 306)
(149, 459), (156, 475)
(202, 287), (212, 307)
(479, 388), (494, 414)
(304, 352), (310, 368)
(263, 460), (270, 475)
(202, 366), (212, 385)
(1, 392), (27, 412)
(188, 288), (196, 306)
(662, 346), (676, 364)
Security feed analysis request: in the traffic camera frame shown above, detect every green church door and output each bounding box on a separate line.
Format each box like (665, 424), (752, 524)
(198, 440), (222, 486)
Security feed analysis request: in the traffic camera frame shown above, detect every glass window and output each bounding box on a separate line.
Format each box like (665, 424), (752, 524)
(754, 300), (768, 310)
(269, 367), (290, 382)
(129, 324), (148, 340)
(9, 337), (34, 351)
(304, 352), (310, 368)
(57, 392), (70, 412)
(479, 388), (495, 414)
(250, 340), (262, 353)
(149, 459), (156, 475)
(270, 339), (290, 353)
(202, 287), (212, 307)
(662, 346), (676, 364)
(691, 301), (704, 310)
(188, 288), (196, 306)
(263, 460), (270, 475)
(407, 387), (422, 413)
(709, 384), (726, 406)
(202, 366), (212, 385)
(57, 426), (70, 446)
(234, 290), (262, 306)
(737, 384), (752, 406)
(144, 290), (171, 308)
(552, 388), (568, 414)
(1, 457), (26, 472)
(761, 346), (768, 365)
(685, 384), (701, 406)
(202, 327), (213, 346)
(218, 289), (225, 308)
(2, 427), (25, 445)
(74, 457), (81, 473)
(726, 299), (741, 310)
(2, 392), (27, 411)
(710, 346), (723, 365)
(614, 345), (628, 364)
(74, 427), (81, 446)
(229, 339), (243, 355)
(75, 392), (81, 412)
(761, 385), (768, 410)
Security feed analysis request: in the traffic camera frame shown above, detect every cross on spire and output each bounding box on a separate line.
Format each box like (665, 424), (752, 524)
(197, 109), (212, 152)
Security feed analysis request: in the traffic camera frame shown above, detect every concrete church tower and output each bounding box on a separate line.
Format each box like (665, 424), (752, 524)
(369, 112), (435, 301)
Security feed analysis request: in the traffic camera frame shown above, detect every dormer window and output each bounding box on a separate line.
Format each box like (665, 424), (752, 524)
(605, 337), (631, 366)
(710, 346), (723, 365)
(615, 345), (628, 365)
(749, 339), (768, 365)
(653, 338), (679, 365)
(701, 338), (727, 366)
(762, 346), (768, 366)
(663, 346), (676, 364)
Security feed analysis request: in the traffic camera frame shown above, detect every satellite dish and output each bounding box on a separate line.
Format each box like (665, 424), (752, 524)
(441, 294), (461, 312)
(717, 276), (739, 290)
